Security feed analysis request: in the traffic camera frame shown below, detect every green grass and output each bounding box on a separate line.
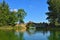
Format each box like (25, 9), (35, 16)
(0, 26), (22, 30)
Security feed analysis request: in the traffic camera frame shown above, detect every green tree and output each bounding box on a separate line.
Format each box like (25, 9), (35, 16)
(0, 0), (18, 26)
(0, 0), (27, 26)
(46, 0), (60, 26)
(17, 9), (27, 24)
(0, 0), (9, 26)
(7, 11), (18, 26)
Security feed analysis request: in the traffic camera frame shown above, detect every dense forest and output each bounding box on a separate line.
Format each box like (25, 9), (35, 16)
(0, 0), (27, 26)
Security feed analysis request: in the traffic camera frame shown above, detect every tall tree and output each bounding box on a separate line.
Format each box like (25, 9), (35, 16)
(0, 0), (18, 26)
(0, 0), (9, 26)
(46, 0), (60, 25)
(17, 9), (27, 24)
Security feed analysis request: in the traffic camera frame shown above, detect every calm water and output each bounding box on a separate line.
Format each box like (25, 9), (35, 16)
(0, 29), (60, 40)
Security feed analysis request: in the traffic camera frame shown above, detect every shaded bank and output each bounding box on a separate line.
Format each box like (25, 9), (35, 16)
(26, 21), (60, 31)
(26, 21), (48, 28)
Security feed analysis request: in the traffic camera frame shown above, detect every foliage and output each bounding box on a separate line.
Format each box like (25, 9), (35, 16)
(0, 0), (9, 26)
(0, 0), (27, 26)
(17, 9), (27, 23)
(46, 0), (60, 25)
(7, 11), (18, 26)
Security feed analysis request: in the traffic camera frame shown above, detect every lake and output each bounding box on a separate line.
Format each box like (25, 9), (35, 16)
(0, 29), (60, 40)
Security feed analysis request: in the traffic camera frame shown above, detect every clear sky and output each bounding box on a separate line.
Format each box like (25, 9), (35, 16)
(0, 0), (48, 23)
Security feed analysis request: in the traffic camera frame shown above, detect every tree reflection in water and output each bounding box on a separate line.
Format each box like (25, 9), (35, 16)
(0, 29), (60, 40)
(0, 30), (24, 40)
(15, 31), (24, 40)
(0, 30), (18, 40)
(48, 31), (60, 40)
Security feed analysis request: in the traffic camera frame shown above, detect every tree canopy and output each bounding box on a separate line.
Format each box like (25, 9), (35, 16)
(17, 9), (27, 24)
(0, 0), (27, 26)
(46, 0), (60, 26)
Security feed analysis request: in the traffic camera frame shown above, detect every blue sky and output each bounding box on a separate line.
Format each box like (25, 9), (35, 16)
(0, 0), (48, 23)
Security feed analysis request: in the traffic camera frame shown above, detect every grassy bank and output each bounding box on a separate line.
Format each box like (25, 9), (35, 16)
(0, 26), (60, 31)
(0, 26), (26, 31)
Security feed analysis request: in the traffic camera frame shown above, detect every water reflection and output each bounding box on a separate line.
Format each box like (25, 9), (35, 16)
(0, 29), (60, 40)
(24, 29), (50, 40)
(15, 31), (24, 40)
(48, 31), (60, 40)
(0, 30), (18, 40)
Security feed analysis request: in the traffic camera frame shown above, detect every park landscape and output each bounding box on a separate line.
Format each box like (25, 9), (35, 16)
(0, 0), (60, 40)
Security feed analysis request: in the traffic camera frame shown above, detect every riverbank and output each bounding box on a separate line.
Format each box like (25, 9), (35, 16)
(0, 26), (26, 32)
(36, 27), (60, 31)
(0, 26), (60, 31)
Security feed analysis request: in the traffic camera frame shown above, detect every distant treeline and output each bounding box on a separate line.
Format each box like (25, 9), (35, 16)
(26, 21), (48, 28)
(26, 21), (58, 28)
